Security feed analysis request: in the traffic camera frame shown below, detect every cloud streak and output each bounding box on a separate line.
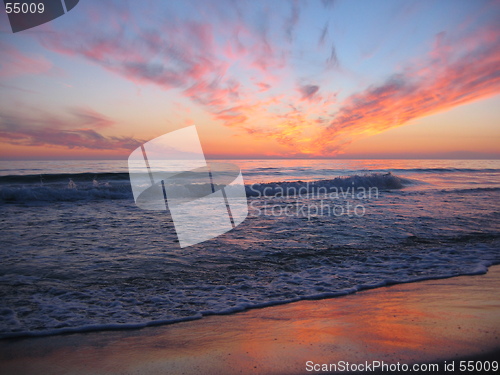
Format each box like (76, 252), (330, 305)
(36, 1), (332, 153)
(315, 28), (500, 154)
(70, 107), (115, 129)
(0, 109), (140, 150)
(0, 42), (52, 78)
(299, 85), (320, 101)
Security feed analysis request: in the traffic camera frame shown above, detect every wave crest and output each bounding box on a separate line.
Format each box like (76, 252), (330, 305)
(246, 173), (413, 197)
(0, 173), (418, 203)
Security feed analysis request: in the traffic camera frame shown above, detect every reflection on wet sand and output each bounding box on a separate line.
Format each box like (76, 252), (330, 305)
(1, 266), (499, 375)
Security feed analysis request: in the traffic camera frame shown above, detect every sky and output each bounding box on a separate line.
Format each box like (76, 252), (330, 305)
(0, 0), (499, 160)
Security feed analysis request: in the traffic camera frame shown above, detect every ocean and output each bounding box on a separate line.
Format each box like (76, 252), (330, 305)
(0, 159), (499, 338)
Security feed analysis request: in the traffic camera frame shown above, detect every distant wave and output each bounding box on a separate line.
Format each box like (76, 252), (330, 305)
(312, 168), (500, 173)
(399, 186), (500, 196)
(240, 167), (500, 177)
(1, 167), (498, 183)
(3, 172), (498, 203)
(365, 168), (500, 173)
(0, 173), (415, 203)
(439, 187), (500, 193)
(246, 173), (414, 197)
(0, 172), (130, 185)
(0, 184), (133, 203)
(0, 172), (132, 203)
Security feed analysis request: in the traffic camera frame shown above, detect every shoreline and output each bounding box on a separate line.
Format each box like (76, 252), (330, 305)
(1, 266), (499, 374)
(1, 264), (495, 341)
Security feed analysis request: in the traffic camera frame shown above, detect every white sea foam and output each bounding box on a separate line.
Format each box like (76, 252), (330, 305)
(0, 161), (499, 338)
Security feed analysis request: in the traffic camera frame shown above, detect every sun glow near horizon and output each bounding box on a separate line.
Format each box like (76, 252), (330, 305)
(0, 0), (499, 161)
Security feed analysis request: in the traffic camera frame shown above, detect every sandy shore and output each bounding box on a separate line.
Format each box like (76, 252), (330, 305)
(1, 266), (499, 375)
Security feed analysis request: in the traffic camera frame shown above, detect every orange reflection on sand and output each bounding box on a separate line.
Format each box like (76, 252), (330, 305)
(1, 269), (499, 375)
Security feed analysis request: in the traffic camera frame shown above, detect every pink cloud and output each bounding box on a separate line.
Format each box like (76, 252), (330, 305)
(315, 28), (500, 155)
(70, 107), (115, 129)
(31, 1), (500, 157)
(0, 42), (52, 78)
(0, 108), (138, 150)
(255, 82), (271, 92)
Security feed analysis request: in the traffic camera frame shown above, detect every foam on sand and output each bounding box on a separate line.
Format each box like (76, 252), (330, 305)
(1, 266), (499, 375)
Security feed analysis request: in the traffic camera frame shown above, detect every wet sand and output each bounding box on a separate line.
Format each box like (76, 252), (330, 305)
(1, 266), (499, 374)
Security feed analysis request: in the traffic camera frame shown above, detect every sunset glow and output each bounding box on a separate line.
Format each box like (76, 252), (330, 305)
(1, 0), (499, 159)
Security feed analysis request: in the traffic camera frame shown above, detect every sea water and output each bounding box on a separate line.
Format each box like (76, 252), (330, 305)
(0, 159), (499, 338)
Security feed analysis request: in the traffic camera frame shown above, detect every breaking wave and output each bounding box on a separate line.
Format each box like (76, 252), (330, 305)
(246, 173), (414, 197)
(0, 173), (416, 203)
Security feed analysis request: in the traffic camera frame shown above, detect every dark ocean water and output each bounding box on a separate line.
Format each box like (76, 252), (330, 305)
(0, 159), (499, 338)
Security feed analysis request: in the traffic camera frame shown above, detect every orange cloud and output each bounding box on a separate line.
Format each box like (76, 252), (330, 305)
(315, 28), (500, 155)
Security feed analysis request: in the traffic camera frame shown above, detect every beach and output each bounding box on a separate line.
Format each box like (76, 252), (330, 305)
(1, 0), (500, 372)
(1, 265), (499, 374)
